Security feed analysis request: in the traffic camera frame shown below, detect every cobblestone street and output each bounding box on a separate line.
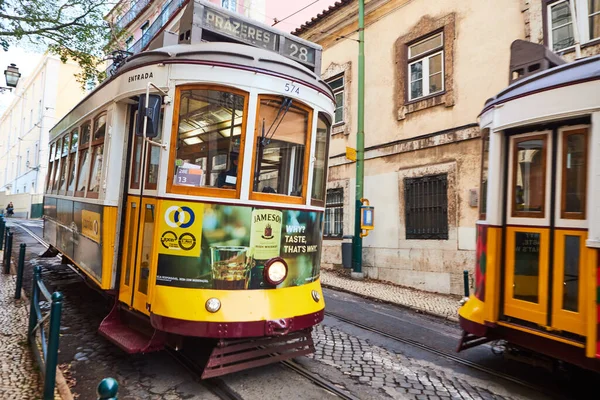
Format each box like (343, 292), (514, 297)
(310, 323), (513, 400)
(0, 272), (41, 399)
(320, 269), (460, 322)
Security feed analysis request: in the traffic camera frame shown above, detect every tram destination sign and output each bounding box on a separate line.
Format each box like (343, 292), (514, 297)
(203, 7), (279, 52)
(185, 1), (321, 73)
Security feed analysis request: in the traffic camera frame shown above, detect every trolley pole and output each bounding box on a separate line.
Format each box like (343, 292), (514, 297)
(352, 0), (366, 279)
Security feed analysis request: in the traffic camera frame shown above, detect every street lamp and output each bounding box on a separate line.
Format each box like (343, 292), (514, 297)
(0, 64), (21, 93)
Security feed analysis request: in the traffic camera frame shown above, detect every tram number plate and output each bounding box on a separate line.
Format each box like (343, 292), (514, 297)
(284, 82), (300, 95)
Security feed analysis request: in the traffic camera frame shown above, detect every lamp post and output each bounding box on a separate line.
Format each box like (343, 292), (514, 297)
(0, 64), (21, 93)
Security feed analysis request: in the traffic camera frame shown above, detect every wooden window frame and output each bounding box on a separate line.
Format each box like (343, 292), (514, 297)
(310, 112), (332, 207)
(75, 120), (92, 197)
(65, 127), (79, 195)
(249, 94), (314, 205)
(86, 113), (107, 199)
(58, 133), (71, 194)
(167, 84), (249, 199)
(46, 142), (55, 193)
(561, 128), (588, 220)
(511, 134), (548, 218)
(479, 128), (490, 220)
(50, 137), (62, 194)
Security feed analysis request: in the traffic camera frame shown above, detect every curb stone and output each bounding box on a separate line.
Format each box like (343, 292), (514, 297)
(4, 249), (75, 400)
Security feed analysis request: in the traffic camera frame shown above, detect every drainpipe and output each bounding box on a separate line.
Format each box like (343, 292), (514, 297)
(352, 0), (365, 280)
(569, 0), (582, 59)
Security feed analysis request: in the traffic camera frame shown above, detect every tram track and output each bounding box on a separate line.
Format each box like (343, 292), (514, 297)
(325, 310), (567, 400)
(14, 221), (360, 399)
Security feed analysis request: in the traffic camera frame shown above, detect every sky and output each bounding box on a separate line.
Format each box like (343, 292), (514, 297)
(0, 0), (340, 116)
(0, 47), (44, 115)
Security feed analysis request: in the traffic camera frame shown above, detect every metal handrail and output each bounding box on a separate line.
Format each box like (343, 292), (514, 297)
(27, 264), (63, 400)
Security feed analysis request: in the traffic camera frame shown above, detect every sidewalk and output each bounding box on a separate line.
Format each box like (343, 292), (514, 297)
(320, 268), (461, 322)
(0, 271), (42, 399)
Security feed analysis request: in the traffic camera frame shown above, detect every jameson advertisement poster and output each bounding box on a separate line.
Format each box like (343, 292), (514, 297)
(156, 201), (323, 290)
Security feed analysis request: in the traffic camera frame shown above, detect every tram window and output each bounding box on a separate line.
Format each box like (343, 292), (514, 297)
(479, 129), (490, 220)
(561, 129), (587, 219)
(58, 134), (71, 192)
(88, 114), (107, 197)
(146, 109), (163, 190)
(67, 129), (78, 193)
(51, 138), (62, 192)
(172, 88), (246, 193)
(252, 96), (311, 199)
(512, 135), (547, 218)
(75, 121), (92, 197)
(46, 143), (55, 193)
(311, 113), (331, 205)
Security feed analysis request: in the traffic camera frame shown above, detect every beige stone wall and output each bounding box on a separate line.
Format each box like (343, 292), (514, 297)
(300, 0), (525, 158)
(299, 0), (525, 294)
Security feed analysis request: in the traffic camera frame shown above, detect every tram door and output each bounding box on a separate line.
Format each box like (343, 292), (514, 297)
(118, 109), (161, 314)
(503, 127), (589, 337)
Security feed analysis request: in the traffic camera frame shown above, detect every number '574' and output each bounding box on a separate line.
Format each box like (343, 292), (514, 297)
(284, 82), (300, 95)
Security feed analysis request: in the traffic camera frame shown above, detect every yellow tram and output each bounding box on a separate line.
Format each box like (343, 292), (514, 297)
(458, 40), (600, 372)
(42, 1), (334, 377)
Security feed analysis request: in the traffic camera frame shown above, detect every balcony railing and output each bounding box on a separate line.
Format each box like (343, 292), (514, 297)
(115, 0), (152, 31)
(106, 0), (188, 78)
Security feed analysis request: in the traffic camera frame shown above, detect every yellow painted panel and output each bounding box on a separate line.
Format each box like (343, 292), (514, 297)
(152, 279), (324, 323)
(504, 227), (549, 326)
(101, 206), (118, 289)
(586, 249), (598, 358)
(551, 230), (587, 336)
(485, 226), (503, 323)
(118, 199), (138, 305)
(459, 296), (485, 325)
(132, 198), (159, 315)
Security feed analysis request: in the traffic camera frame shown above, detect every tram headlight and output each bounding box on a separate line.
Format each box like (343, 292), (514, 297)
(311, 290), (320, 303)
(205, 298), (221, 313)
(264, 258), (288, 286)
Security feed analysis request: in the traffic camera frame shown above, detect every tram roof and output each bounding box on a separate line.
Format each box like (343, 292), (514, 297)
(481, 54), (600, 115)
(117, 42), (332, 94)
(50, 42), (334, 137)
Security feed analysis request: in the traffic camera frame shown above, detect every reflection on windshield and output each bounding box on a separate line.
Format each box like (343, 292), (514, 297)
(254, 97), (309, 197)
(174, 89), (244, 190)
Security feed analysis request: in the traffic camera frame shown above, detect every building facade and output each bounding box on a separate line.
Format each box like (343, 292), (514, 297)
(295, 0), (527, 295)
(104, 0), (338, 58)
(0, 55), (85, 217)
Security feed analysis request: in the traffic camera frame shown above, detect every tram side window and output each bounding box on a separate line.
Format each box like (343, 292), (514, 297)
(67, 128), (79, 193)
(87, 113), (106, 197)
(479, 128), (490, 220)
(512, 135), (547, 217)
(51, 138), (62, 192)
(311, 113), (331, 205)
(173, 88), (246, 191)
(561, 129), (587, 219)
(75, 121), (92, 196)
(46, 142), (55, 193)
(253, 96), (311, 198)
(131, 108), (163, 190)
(58, 133), (71, 192)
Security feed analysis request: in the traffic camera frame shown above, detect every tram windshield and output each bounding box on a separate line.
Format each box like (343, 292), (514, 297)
(253, 96), (310, 197)
(173, 88), (245, 189)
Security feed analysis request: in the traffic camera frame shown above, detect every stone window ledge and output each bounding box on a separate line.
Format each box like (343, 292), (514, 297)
(397, 91), (453, 120)
(332, 122), (347, 135)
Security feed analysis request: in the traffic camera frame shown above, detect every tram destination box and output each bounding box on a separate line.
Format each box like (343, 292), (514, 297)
(178, 0), (322, 74)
